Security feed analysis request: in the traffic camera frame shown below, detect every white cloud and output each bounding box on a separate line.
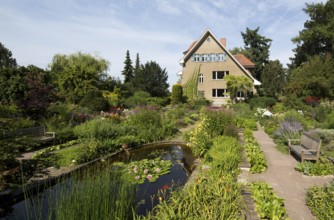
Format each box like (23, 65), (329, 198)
(155, 0), (181, 15)
(0, 0), (326, 86)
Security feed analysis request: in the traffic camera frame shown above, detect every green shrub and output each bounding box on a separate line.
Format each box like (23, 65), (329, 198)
(281, 94), (306, 110)
(0, 104), (21, 118)
(230, 102), (254, 117)
(271, 102), (287, 114)
(295, 158), (334, 176)
(147, 97), (170, 107)
(223, 124), (239, 138)
(187, 117), (212, 157)
(0, 117), (35, 132)
(75, 139), (102, 164)
(306, 181), (334, 220)
(171, 84), (183, 105)
(244, 129), (268, 173)
(126, 107), (162, 128)
(124, 91), (151, 108)
(244, 128), (253, 139)
(235, 117), (257, 130)
(248, 96), (277, 110)
(311, 105), (331, 123)
(193, 99), (211, 107)
(146, 172), (244, 220)
(202, 107), (235, 137)
(46, 102), (91, 129)
(126, 107), (176, 143)
(323, 112), (334, 129)
(188, 108), (235, 157)
(207, 136), (242, 171)
(165, 106), (186, 124)
(74, 118), (121, 140)
(283, 109), (311, 130)
(79, 90), (109, 112)
(264, 126), (276, 136)
(273, 110), (305, 145)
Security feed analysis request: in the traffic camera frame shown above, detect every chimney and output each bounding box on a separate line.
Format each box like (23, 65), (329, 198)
(220, 38), (226, 47)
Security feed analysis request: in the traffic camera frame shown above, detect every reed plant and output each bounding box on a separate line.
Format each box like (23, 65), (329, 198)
(144, 136), (245, 219)
(144, 170), (244, 220)
(22, 162), (137, 220)
(207, 136), (242, 172)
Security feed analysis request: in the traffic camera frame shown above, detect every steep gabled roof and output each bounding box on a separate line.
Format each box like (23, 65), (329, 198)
(233, 54), (255, 68)
(179, 29), (261, 85)
(183, 38), (227, 54)
(183, 41), (197, 54)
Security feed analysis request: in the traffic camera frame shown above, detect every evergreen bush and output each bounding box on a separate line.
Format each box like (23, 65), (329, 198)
(223, 124), (239, 138)
(79, 90), (109, 112)
(248, 96), (276, 110)
(171, 84), (183, 105)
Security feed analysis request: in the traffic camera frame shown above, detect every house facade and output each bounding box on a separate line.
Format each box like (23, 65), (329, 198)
(179, 30), (260, 105)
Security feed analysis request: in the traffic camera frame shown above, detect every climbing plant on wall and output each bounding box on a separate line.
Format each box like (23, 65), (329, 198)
(183, 65), (201, 103)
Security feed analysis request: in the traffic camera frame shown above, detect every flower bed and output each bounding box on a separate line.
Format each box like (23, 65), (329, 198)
(306, 181), (334, 220)
(244, 129), (268, 173)
(295, 157), (334, 176)
(251, 181), (288, 219)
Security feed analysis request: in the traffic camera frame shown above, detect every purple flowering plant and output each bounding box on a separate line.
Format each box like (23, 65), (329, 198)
(274, 118), (304, 144)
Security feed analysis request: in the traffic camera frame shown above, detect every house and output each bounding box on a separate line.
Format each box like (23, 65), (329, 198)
(178, 29), (261, 105)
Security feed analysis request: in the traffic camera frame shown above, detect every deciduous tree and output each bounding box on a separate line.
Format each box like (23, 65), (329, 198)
(225, 75), (253, 103)
(49, 52), (109, 103)
(18, 65), (53, 118)
(285, 54), (334, 101)
(0, 42), (17, 69)
(290, 0), (334, 68)
(0, 67), (27, 104)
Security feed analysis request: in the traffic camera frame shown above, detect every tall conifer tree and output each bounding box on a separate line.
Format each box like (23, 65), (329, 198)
(241, 27), (272, 81)
(122, 50), (134, 83)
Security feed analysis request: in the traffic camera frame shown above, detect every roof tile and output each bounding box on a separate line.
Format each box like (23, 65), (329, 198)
(233, 54), (255, 67)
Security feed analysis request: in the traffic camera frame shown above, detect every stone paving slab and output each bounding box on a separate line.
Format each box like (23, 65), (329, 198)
(246, 123), (334, 220)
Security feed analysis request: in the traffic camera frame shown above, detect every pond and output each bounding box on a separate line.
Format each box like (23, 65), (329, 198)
(2, 143), (196, 219)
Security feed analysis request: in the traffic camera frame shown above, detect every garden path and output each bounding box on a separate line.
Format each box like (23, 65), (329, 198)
(17, 149), (40, 161)
(169, 123), (197, 142)
(245, 123), (334, 220)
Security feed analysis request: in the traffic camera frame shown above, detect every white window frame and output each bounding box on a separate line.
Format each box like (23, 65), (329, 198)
(198, 90), (205, 98)
(199, 73), (204, 83)
(212, 88), (229, 98)
(212, 71), (229, 80)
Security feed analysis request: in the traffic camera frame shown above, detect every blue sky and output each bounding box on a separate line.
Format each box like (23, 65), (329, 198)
(0, 0), (326, 86)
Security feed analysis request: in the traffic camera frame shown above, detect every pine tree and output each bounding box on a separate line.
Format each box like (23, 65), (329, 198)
(241, 27), (272, 81)
(0, 42), (17, 69)
(133, 61), (169, 97)
(122, 50), (134, 83)
(135, 53), (140, 72)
